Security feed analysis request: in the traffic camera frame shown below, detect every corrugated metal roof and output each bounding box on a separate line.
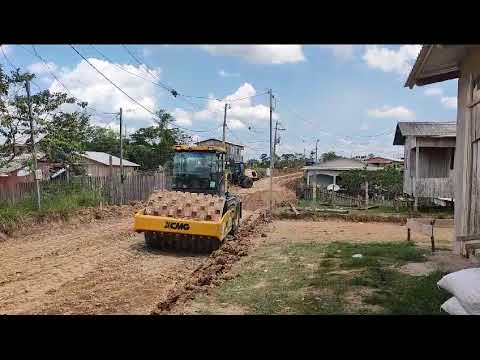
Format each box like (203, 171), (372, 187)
(0, 152), (46, 175)
(196, 138), (244, 148)
(303, 158), (368, 171)
(405, 45), (476, 88)
(80, 151), (140, 167)
(393, 122), (456, 145)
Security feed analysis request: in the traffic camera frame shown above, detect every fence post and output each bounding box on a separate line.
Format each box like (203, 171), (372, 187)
(312, 185), (317, 202)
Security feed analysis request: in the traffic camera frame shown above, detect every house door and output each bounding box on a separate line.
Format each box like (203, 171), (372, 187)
(468, 75), (480, 233)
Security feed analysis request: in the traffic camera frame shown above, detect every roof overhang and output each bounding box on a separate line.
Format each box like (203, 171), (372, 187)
(404, 45), (477, 88)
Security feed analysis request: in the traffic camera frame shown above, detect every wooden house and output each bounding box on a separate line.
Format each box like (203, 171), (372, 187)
(405, 45), (480, 254)
(0, 152), (52, 187)
(393, 122), (456, 205)
(78, 151), (140, 177)
(195, 138), (244, 163)
(366, 156), (404, 169)
(303, 158), (380, 188)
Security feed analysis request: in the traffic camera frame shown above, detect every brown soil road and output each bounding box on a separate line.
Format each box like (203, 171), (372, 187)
(0, 172), (303, 314)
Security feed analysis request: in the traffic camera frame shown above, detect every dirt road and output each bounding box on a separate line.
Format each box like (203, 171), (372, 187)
(233, 172), (301, 211)
(0, 173), (302, 314)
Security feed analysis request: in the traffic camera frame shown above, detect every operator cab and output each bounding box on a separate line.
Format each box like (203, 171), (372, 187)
(171, 145), (226, 195)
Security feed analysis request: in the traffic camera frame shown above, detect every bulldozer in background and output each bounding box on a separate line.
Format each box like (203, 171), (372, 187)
(134, 144), (242, 253)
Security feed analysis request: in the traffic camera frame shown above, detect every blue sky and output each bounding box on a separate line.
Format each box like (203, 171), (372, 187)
(0, 44), (458, 160)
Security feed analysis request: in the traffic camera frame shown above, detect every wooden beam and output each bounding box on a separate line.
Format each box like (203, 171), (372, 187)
(414, 147), (420, 211)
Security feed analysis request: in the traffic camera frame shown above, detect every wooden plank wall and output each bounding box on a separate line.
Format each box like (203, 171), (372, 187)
(454, 49), (480, 253)
(414, 178), (454, 198)
(0, 172), (167, 206)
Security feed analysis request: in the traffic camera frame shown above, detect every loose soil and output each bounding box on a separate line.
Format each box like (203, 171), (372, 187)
(0, 173), (302, 314)
(174, 218), (475, 314)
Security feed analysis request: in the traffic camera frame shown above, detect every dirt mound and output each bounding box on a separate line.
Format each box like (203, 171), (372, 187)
(240, 189), (296, 211)
(151, 209), (271, 314)
(5, 202), (145, 239)
(273, 207), (408, 224)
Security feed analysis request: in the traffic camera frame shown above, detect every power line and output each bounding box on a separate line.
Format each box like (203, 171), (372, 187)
(69, 45), (214, 134)
(18, 45), (109, 116)
(1, 46), (43, 91)
(120, 44), (267, 105)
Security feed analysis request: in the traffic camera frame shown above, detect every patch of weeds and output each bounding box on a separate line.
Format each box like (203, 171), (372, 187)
(341, 256), (381, 269)
(189, 240), (443, 315)
(351, 267), (449, 314)
(325, 241), (427, 264)
(209, 243), (349, 314)
(320, 259), (335, 268)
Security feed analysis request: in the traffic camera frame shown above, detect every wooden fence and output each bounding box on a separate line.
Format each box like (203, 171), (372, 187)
(0, 172), (167, 206)
(299, 184), (397, 208)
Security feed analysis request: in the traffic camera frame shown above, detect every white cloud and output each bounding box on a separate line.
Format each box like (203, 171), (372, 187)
(199, 45), (305, 64)
(173, 82), (278, 133)
(441, 96), (457, 109)
(318, 45), (355, 61)
(0, 45), (11, 55)
(218, 69), (240, 77)
(172, 108), (192, 126)
(363, 45), (421, 75)
(424, 87), (443, 96)
(367, 105), (415, 120)
(27, 61), (58, 75)
(45, 57), (162, 127)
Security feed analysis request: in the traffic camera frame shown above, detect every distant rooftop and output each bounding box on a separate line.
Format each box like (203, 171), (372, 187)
(303, 158), (379, 171)
(393, 122), (456, 145)
(195, 138), (244, 149)
(80, 151), (140, 167)
(0, 152), (46, 175)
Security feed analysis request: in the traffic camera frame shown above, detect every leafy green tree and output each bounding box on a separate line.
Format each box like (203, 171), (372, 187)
(259, 153), (269, 167)
(85, 126), (120, 156)
(338, 167), (403, 198)
(0, 67), (89, 168)
(321, 151), (341, 162)
(126, 109), (191, 170)
(41, 111), (91, 168)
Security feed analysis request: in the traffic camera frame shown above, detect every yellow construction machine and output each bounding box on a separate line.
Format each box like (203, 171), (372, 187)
(134, 144), (242, 253)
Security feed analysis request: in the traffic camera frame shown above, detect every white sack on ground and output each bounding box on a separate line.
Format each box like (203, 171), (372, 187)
(440, 297), (470, 315)
(437, 268), (480, 315)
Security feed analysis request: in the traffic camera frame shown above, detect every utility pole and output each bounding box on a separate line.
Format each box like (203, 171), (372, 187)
(119, 107), (124, 205)
(273, 119), (286, 167)
(222, 103), (229, 194)
(269, 89), (274, 215)
(315, 139), (319, 163)
(222, 103), (228, 149)
(25, 80), (41, 210)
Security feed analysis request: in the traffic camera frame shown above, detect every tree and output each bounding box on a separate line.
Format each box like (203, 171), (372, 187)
(0, 67), (89, 168)
(259, 153), (269, 167)
(321, 151), (341, 162)
(126, 109), (191, 170)
(85, 126), (120, 156)
(41, 110), (91, 169)
(338, 167), (403, 198)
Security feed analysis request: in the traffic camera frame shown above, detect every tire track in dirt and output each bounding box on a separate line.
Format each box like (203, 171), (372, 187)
(0, 213), (205, 314)
(152, 173), (303, 314)
(0, 173), (303, 314)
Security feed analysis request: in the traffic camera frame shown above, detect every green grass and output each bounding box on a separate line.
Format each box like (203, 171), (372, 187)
(190, 241), (447, 315)
(324, 241), (428, 264)
(0, 182), (104, 234)
(350, 268), (449, 314)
